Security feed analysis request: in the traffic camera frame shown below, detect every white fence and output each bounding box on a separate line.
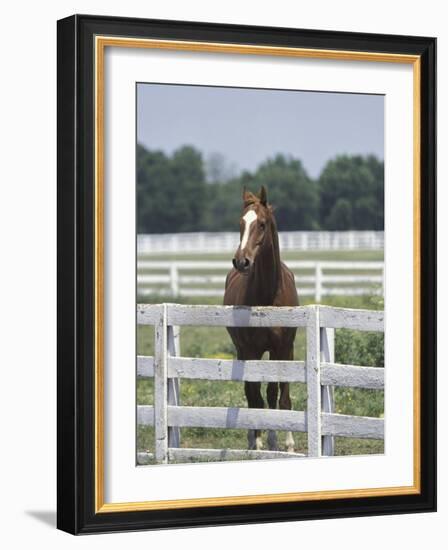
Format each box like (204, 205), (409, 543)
(137, 260), (384, 302)
(137, 303), (384, 464)
(138, 231), (384, 255)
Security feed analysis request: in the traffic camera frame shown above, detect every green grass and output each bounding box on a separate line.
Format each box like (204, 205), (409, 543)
(136, 251), (385, 462)
(140, 249), (384, 262)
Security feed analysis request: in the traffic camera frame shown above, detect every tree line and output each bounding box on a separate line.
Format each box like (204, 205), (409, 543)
(137, 143), (384, 233)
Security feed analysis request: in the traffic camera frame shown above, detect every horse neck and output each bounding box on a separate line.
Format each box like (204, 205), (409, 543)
(246, 224), (281, 305)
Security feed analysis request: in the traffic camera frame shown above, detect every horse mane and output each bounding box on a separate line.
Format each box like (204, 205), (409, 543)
(269, 207), (280, 259)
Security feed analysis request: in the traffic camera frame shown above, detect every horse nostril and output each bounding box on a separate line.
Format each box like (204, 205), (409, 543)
(233, 256), (250, 272)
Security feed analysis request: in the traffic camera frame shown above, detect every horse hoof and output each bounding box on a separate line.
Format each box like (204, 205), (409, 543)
(286, 446), (295, 453)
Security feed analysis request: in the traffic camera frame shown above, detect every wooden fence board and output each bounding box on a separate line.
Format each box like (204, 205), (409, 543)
(137, 357), (383, 390)
(138, 405), (154, 425)
(321, 363), (384, 389)
(322, 413), (384, 439)
(167, 304), (309, 327)
(167, 325), (181, 448)
(137, 452), (154, 464)
(137, 355), (154, 378)
(137, 232), (384, 256)
(306, 306), (321, 457)
(154, 304), (168, 463)
(319, 305), (384, 331)
(167, 448), (305, 461)
(168, 357), (306, 382)
(137, 304), (163, 325)
(321, 327), (335, 456)
(136, 450), (304, 464)
(136, 406), (384, 440)
(137, 259), (384, 301)
(143, 405), (307, 432)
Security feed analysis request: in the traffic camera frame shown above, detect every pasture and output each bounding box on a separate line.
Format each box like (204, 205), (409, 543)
(138, 249), (384, 302)
(139, 249), (383, 263)
(136, 249), (384, 461)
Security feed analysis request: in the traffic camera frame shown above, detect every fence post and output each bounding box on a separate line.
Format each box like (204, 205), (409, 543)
(306, 305), (321, 457)
(321, 327), (335, 456)
(167, 325), (181, 449)
(315, 262), (322, 303)
(154, 304), (168, 463)
(170, 264), (179, 297)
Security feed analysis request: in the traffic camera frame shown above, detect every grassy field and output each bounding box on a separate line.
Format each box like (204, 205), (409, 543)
(138, 249), (384, 298)
(137, 250), (385, 462)
(139, 250), (384, 262)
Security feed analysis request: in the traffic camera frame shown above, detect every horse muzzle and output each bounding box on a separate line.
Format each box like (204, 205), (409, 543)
(232, 256), (251, 273)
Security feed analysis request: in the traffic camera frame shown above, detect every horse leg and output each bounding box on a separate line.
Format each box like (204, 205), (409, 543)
(266, 382), (279, 450)
(279, 382), (295, 452)
(244, 381), (264, 450)
(266, 384), (279, 450)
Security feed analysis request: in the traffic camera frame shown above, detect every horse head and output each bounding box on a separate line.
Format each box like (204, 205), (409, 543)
(232, 186), (276, 274)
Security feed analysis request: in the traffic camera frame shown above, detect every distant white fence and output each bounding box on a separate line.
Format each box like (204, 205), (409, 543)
(137, 303), (384, 464)
(137, 260), (384, 302)
(138, 231), (384, 255)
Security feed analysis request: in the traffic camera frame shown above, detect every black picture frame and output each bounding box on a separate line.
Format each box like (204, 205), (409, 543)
(57, 14), (436, 534)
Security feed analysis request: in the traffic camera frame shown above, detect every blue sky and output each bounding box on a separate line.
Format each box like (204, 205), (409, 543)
(137, 83), (384, 179)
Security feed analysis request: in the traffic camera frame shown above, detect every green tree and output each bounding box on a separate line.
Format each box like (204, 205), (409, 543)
(319, 155), (384, 230)
(137, 144), (207, 233)
(203, 171), (256, 231)
(249, 154), (319, 231)
(137, 146), (384, 233)
(171, 146), (207, 231)
(325, 198), (353, 230)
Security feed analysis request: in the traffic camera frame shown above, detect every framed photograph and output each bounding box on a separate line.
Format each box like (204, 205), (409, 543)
(57, 14), (436, 534)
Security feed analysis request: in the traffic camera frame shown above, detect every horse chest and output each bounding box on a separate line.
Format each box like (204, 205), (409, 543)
(227, 325), (289, 356)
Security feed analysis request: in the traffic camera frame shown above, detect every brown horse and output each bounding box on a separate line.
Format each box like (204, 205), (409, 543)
(223, 186), (299, 452)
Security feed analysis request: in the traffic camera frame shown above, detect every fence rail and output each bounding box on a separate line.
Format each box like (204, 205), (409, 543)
(138, 231), (384, 255)
(137, 260), (384, 302)
(137, 303), (384, 464)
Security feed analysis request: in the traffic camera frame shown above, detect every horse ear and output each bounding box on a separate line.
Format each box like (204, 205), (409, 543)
(259, 185), (268, 206)
(242, 187), (256, 206)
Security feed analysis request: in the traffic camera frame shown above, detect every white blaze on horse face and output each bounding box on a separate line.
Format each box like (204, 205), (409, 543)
(240, 209), (257, 251)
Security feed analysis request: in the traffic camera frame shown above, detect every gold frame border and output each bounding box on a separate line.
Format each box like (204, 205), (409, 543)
(94, 36), (422, 513)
